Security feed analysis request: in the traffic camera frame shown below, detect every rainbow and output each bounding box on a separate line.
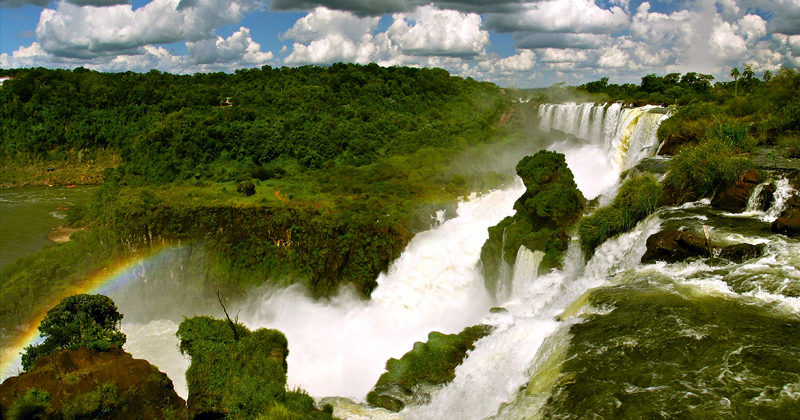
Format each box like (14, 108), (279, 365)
(0, 243), (185, 381)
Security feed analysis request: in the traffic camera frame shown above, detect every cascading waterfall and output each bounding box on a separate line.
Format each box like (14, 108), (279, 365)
(511, 247), (544, 297)
(538, 102), (670, 172)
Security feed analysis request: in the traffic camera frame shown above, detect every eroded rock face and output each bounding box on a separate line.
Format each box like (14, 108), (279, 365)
(0, 347), (188, 419)
(710, 170), (761, 212)
(718, 243), (767, 263)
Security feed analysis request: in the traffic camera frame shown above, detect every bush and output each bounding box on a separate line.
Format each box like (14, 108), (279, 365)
(237, 181), (256, 196)
(7, 389), (51, 420)
(62, 383), (121, 420)
(579, 174), (662, 254)
(21, 294), (126, 371)
(663, 136), (755, 198)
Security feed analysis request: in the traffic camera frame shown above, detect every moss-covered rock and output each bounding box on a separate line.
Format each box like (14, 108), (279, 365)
(367, 325), (492, 412)
(480, 151), (585, 297)
(0, 347), (188, 420)
(176, 316), (334, 420)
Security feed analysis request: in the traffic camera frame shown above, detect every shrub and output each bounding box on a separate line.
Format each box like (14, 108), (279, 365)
(663, 135), (755, 198)
(21, 294), (126, 371)
(236, 181), (256, 196)
(579, 174), (662, 254)
(62, 383), (121, 420)
(7, 388), (51, 420)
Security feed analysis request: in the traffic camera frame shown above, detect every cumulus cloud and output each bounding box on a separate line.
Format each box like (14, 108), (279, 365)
(386, 6), (488, 57)
(187, 27), (273, 64)
(35, 0), (259, 58)
(513, 32), (605, 49)
(1, 0), (128, 9)
(485, 0), (629, 34)
(283, 6), (488, 64)
(267, 0), (527, 15)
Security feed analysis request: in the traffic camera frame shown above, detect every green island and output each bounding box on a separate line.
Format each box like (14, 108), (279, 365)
(1, 64), (800, 419)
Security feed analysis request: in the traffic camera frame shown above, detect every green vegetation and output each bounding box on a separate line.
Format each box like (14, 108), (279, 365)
(7, 388), (51, 420)
(61, 383), (121, 420)
(481, 150), (585, 296)
(663, 124), (755, 197)
(578, 174), (662, 255)
(367, 325), (492, 412)
(176, 316), (333, 420)
(21, 294), (126, 371)
(0, 64), (531, 328)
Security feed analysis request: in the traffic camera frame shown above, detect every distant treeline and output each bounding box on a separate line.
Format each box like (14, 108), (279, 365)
(0, 64), (509, 184)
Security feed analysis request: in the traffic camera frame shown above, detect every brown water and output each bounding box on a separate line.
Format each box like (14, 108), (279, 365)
(0, 185), (97, 271)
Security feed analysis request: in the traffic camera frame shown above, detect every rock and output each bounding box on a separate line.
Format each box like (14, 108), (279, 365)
(657, 133), (695, 156)
(0, 347), (188, 420)
(629, 157), (672, 176)
(718, 243), (767, 263)
(641, 230), (710, 263)
(758, 183), (777, 212)
(772, 196), (800, 236)
(710, 170), (761, 212)
(752, 148), (800, 171)
(659, 185), (701, 207)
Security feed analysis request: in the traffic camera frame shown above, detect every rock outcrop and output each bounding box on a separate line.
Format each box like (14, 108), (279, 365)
(0, 347), (188, 419)
(367, 325), (492, 412)
(641, 229), (767, 264)
(641, 230), (710, 263)
(772, 196), (800, 236)
(710, 170), (761, 212)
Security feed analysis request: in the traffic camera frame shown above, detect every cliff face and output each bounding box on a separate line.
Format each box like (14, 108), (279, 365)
(0, 347), (188, 419)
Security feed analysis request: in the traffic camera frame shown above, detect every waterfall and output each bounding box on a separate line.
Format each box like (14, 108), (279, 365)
(537, 102), (670, 173)
(511, 247), (544, 297)
(405, 216), (663, 420)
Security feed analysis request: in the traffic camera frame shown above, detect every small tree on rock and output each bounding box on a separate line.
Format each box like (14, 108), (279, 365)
(236, 181), (256, 197)
(21, 294), (126, 371)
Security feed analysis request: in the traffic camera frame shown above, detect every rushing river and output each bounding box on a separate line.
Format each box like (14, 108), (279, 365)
(5, 103), (800, 418)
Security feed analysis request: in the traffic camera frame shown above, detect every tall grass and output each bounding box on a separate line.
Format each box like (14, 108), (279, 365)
(579, 174), (662, 254)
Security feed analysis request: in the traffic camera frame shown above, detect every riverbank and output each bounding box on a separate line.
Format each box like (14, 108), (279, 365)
(0, 154), (120, 189)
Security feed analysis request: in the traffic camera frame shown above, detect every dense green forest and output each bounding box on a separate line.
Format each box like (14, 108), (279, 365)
(0, 64), (509, 182)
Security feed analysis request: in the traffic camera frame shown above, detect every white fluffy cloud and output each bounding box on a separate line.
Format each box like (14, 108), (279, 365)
(386, 6), (488, 57)
(187, 27), (273, 64)
(485, 0), (629, 34)
(283, 6), (487, 64)
(35, 0), (259, 58)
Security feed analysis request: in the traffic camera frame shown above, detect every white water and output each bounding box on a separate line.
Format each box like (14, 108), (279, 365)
(238, 184), (525, 399)
(538, 102), (670, 172)
(405, 215), (663, 420)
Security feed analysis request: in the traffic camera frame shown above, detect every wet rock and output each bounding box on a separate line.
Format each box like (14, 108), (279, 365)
(641, 230), (710, 263)
(657, 132), (695, 156)
(711, 170), (761, 212)
(628, 157), (672, 177)
(659, 185), (701, 207)
(718, 243), (767, 263)
(771, 196), (800, 236)
(0, 347), (188, 419)
(758, 183), (777, 212)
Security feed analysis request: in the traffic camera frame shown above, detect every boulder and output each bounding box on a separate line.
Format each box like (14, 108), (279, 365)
(0, 347), (188, 420)
(710, 170), (761, 212)
(641, 230), (710, 263)
(772, 196), (800, 236)
(718, 243), (767, 263)
(659, 185), (701, 207)
(757, 183), (776, 212)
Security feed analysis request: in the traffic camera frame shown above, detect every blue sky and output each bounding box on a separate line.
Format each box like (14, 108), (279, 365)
(1, 0), (798, 87)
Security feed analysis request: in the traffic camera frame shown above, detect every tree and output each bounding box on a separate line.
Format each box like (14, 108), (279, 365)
(731, 67), (741, 96)
(21, 294), (126, 371)
(764, 70), (773, 82)
(743, 63), (755, 80)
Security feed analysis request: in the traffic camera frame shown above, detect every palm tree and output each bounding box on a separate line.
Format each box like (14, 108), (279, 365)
(743, 64), (755, 80)
(764, 70), (773, 82)
(730, 67), (740, 96)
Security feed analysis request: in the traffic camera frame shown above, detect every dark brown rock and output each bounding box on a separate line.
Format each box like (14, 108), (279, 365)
(710, 170), (761, 212)
(659, 185), (701, 207)
(641, 230), (711, 263)
(657, 133), (696, 156)
(718, 243), (767, 263)
(772, 196), (800, 236)
(0, 347), (188, 420)
(758, 183), (776, 212)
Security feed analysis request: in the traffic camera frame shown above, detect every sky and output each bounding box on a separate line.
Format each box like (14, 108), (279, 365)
(1, 0), (799, 87)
